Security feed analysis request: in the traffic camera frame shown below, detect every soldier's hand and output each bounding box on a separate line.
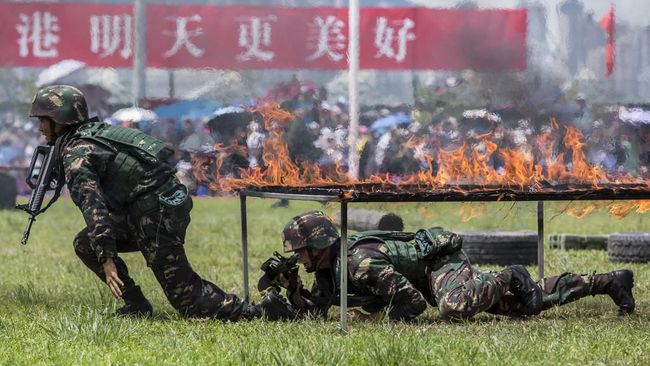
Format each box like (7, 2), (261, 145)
(102, 258), (124, 299)
(275, 267), (300, 291)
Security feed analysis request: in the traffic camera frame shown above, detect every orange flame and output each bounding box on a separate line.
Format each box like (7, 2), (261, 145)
(460, 202), (486, 222)
(198, 103), (649, 218)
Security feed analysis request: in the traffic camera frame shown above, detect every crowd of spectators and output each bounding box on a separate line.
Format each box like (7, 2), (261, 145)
(1, 76), (649, 197)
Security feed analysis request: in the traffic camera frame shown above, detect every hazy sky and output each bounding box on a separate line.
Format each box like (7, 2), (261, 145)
(404, 0), (648, 55)
(406, 1), (647, 26)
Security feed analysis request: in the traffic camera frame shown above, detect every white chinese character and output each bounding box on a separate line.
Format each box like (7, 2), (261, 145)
(16, 11), (60, 58)
(306, 16), (346, 62)
(374, 17), (415, 63)
(90, 14), (132, 59)
(163, 15), (204, 58)
(237, 16), (276, 62)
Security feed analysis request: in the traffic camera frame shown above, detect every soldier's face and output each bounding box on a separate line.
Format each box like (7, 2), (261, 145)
(296, 247), (330, 273)
(296, 248), (315, 272)
(38, 117), (66, 143)
(38, 117), (56, 143)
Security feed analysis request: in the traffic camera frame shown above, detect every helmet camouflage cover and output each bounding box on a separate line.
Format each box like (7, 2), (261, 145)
(30, 85), (89, 125)
(282, 211), (339, 252)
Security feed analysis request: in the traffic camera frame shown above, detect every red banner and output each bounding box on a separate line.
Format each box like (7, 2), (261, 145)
(0, 3), (134, 68)
(0, 3), (526, 71)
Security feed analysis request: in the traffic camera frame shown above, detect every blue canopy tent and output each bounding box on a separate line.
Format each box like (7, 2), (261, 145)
(153, 99), (220, 137)
(154, 100), (220, 121)
(369, 112), (412, 133)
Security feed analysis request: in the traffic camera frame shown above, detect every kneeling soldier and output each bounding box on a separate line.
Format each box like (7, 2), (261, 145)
(30, 85), (294, 321)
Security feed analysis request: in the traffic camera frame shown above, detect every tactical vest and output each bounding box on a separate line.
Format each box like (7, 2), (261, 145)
(343, 231), (427, 291)
(72, 123), (173, 206)
(341, 229), (464, 294)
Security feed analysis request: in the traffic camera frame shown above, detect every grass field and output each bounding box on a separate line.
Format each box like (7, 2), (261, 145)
(0, 197), (648, 365)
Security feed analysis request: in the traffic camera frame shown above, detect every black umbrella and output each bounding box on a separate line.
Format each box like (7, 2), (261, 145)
(207, 106), (253, 141)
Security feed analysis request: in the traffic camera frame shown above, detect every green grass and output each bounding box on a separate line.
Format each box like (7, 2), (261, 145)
(0, 197), (648, 365)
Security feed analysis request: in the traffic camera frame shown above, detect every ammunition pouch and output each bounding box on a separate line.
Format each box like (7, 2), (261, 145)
(130, 179), (189, 218)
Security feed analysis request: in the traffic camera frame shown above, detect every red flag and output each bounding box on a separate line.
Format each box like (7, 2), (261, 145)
(599, 6), (615, 77)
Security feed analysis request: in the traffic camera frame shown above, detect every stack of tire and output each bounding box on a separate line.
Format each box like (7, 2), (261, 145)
(548, 234), (608, 251)
(608, 233), (650, 263)
(0, 172), (17, 210)
(457, 230), (538, 266)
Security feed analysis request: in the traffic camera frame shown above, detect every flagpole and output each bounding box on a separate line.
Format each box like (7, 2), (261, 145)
(133, 0), (147, 107)
(347, 0), (360, 180)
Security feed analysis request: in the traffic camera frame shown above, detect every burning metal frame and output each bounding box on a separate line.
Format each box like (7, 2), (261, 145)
(238, 184), (650, 332)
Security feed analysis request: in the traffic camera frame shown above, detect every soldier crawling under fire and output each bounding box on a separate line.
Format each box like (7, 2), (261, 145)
(259, 211), (635, 321)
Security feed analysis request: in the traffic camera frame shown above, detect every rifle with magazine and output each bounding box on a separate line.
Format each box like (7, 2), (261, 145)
(16, 145), (61, 245)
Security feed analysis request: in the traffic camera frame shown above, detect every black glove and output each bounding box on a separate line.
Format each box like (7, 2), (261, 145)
(259, 288), (300, 321)
(257, 252), (300, 291)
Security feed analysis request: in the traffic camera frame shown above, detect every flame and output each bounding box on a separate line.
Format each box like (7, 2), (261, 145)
(566, 202), (598, 219)
(638, 201), (650, 213)
(608, 201), (638, 219)
(460, 202), (486, 222)
(197, 103), (649, 218)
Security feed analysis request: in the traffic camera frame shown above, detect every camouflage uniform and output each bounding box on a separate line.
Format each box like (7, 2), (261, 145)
(65, 127), (253, 319)
(427, 249), (619, 319)
(30, 85), (252, 320)
(280, 212), (635, 321)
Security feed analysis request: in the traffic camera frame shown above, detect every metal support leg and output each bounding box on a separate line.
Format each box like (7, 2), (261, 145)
(537, 201), (544, 281)
(240, 194), (250, 301)
(340, 201), (348, 334)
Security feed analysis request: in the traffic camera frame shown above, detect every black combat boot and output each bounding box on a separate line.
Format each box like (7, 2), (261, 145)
(237, 290), (298, 321)
(259, 289), (299, 321)
(589, 269), (635, 316)
(114, 285), (153, 318)
(507, 265), (543, 316)
(238, 302), (263, 320)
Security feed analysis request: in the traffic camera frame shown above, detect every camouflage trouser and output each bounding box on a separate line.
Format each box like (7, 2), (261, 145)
(428, 250), (593, 319)
(490, 272), (593, 316)
(428, 250), (508, 320)
(74, 189), (248, 321)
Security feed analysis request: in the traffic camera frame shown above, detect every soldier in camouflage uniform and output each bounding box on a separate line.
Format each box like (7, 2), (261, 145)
(30, 85), (294, 320)
(267, 211), (635, 321)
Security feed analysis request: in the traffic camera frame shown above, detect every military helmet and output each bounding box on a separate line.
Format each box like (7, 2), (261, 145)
(30, 85), (89, 125)
(282, 211), (339, 252)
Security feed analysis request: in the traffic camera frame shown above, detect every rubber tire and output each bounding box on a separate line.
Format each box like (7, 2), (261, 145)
(608, 233), (650, 263)
(548, 234), (608, 251)
(0, 172), (17, 210)
(457, 230), (538, 266)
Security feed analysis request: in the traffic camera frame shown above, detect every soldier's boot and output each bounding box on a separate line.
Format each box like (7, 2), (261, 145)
(588, 269), (635, 316)
(503, 265), (543, 316)
(114, 285), (153, 318)
(259, 289), (299, 321)
(238, 302), (263, 320)
(237, 290), (299, 321)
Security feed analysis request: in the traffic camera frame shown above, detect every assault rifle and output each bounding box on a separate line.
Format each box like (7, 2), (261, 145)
(258, 251), (380, 308)
(257, 251), (299, 291)
(16, 145), (58, 245)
